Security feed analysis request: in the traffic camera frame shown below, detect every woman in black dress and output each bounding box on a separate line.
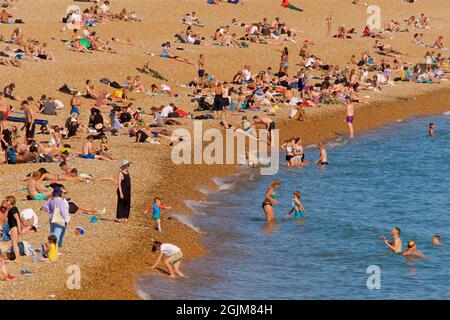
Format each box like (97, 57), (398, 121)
(116, 160), (131, 223)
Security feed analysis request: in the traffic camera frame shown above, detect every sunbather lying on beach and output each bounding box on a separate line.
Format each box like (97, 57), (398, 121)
(160, 42), (193, 65)
(27, 170), (53, 200)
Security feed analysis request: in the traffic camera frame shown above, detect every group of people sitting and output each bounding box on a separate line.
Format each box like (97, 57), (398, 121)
(0, 28), (56, 67)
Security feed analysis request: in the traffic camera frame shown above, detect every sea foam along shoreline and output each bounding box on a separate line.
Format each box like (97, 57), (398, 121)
(59, 88), (450, 300)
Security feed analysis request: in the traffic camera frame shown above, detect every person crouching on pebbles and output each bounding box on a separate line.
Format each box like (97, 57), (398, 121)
(151, 241), (185, 278)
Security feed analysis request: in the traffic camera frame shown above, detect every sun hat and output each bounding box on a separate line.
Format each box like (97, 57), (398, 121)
(120, 160), (132, 169)
(52, 186), (63, 197)
(20, 208), (39, 228)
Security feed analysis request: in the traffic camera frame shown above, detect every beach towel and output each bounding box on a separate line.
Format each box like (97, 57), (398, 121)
(79, 37), (91, 48)
(280, 0), (303, 11)
(6, 116), (48, 126)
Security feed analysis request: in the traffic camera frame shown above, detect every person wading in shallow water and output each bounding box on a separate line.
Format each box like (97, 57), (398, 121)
(381, 226), (402, 253)
(262, 180), (281, 222)
(116, 160), (131, 223)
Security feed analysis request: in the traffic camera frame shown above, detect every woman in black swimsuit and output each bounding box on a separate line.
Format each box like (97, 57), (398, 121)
(116, 161), (131, 223)
(4, 197), (20, 260)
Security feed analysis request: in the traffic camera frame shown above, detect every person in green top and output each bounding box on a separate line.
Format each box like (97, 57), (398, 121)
(261, 180), (281, 222)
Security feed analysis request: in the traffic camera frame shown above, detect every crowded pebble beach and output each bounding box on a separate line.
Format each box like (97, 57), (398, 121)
(0, 0), (449, 299)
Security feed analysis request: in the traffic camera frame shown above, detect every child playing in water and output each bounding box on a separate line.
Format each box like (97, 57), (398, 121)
(286, 191), (306, 219)
(144, 197), (172, 233)
(151, 241), (184, 278)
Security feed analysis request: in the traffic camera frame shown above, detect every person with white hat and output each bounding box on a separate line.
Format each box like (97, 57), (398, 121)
(19, 208), (38, 233)
(116, 160), (131, 223)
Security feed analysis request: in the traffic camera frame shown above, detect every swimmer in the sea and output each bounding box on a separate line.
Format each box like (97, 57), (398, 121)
(344, 97), (355, 139)
(316, 143), (328, 166)
(261, 180), (281, 222)
(285, 191), (306, 219)
(428, 122), (435, 136)
(402, 241), (426, 258)
(432, 234), (441, 246)
(381, 226), (402, 253)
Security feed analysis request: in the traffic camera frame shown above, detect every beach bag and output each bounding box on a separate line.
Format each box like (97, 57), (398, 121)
(59, 84), (73, 94)
(51, 207), (66, 228)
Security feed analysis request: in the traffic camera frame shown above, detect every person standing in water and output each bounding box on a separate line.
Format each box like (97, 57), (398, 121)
(381, 226), (402, 253)
(116, 160), (131, 223)
(316, 143), (328, 165)
(286, 191), (306, 219)
(293, 137), (305, 165)
(262, 180), (281, 222)
(344, 97), (355, 139)
(428, 122), (435, 136)
(281, 138), (296, 166)
(151, 241), (184, 278)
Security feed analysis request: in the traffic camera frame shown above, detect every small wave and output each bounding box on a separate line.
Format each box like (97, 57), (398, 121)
(135, 286), (154, 300)
(184, 200), (213, 215)
(197, 187), (211, 195)
(327, 139), (348, 148)
(174, 214), (205, 234)
(213, 177), (237, 190)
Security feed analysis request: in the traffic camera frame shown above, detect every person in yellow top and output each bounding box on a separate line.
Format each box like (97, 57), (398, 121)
(40, 235), (58, 262)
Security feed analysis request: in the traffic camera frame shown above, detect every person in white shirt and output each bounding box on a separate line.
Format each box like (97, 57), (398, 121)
(100, 1), (110, 13)
(305, 56), (315, 69)
(160, 104), (174, 118)
(151, 241), (184, 278)
(242, 65), (252, 82)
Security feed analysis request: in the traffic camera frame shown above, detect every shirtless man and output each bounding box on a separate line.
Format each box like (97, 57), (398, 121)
(381, 226), (402, 253)
(402, 241), (426, 258)
(344, 97), (355, 138)
(316, 143), (328, 165)
(428, 122), (435, 136)
(27, 171), (53, 200)
(252, 115), (275, 144)
(22, 100), (35, 145)
(198, 54), (205, 79)
(432, 234), (441, 246)
(79, 135), (106, 160)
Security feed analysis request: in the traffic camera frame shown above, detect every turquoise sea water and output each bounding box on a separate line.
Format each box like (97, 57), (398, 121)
(136, 114), (450, 300)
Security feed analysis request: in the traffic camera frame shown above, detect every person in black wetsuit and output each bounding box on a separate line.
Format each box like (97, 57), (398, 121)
(116, 160), (131, 223)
